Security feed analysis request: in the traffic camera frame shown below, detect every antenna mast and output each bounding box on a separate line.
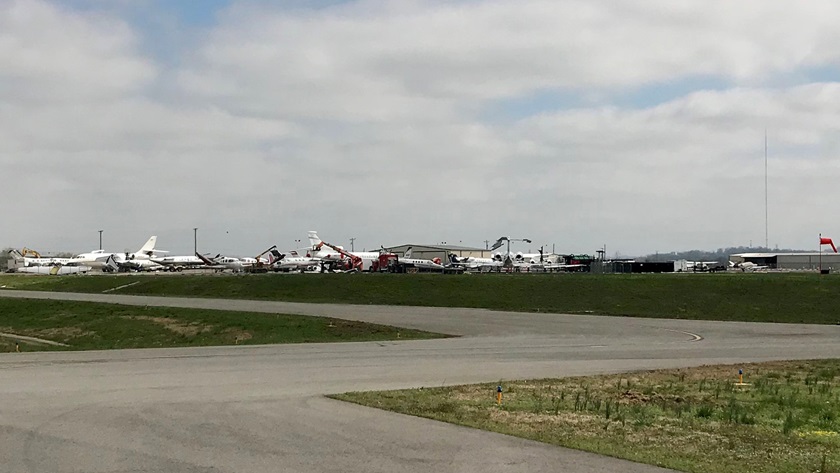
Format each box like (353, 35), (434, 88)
(765, 129), (768, 249)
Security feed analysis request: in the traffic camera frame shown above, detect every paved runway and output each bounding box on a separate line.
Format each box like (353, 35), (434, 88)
(1, 290), (838, 472)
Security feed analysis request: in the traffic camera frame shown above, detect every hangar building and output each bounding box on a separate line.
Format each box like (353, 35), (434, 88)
(730, 252), (840, 270)
(382, 244), (489, 262)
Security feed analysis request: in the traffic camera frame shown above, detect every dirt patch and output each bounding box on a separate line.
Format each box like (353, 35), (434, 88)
(124, 316), (213, 337)
(223, 328), (253, 344)
(34, 327), (93, 342)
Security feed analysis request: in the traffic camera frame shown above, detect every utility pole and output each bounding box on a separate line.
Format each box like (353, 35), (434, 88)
(193, 228), (198, 253)
(350, 238), (356, 252)
(98, 230), (103, 250)
(484, 240), (490, 250)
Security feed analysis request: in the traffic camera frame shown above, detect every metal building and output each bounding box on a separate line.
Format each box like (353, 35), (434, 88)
(382, 244), (489, 263)
(730, 252), (840, 270)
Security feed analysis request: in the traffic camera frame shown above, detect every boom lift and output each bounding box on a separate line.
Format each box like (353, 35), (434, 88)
(313, 241), (363, 272)
(21, 248), (42, 258)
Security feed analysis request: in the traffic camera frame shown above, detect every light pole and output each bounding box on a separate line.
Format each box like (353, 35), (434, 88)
(349, 238), (356, 252)
(295, 239), (301, 251)
(193, 228), (198, 254)
(98, 230), (103, 250)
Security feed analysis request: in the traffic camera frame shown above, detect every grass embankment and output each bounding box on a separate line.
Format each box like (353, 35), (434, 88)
(0, 298), (446, 352)
(2, 272), (840, 324)
(335, 360), (840, 473)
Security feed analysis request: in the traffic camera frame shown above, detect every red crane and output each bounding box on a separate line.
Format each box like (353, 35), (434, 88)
(314, 241), (364, 272)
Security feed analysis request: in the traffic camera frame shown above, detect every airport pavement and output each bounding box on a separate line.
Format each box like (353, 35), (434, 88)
(1, 290), (838, 472)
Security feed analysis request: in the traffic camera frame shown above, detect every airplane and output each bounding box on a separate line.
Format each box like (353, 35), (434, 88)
(401, 247), (445, 271)
(449, 254), (501, 271)
(270, 249), (321, 272)
(150, 255), (206, 271)
(307, 231), (380, 271)
(7, 249), (75, 268)
(514, 249), (559, 265)
(71, 236), (162, 270)
(15, 264), (91, 275)
(311, 240), (364, 272)
(730, 261), (766, 272)
(194, 252), (259, 272)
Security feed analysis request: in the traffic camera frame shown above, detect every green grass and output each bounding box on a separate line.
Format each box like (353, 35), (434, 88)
(0, 298), (447, 352)
(2, 272), (840, 324)
(334, 360), (840, 473)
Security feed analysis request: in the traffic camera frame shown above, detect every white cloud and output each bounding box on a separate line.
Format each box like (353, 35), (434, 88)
(0, 0), (156, 104)
(3, 0), (840, 255)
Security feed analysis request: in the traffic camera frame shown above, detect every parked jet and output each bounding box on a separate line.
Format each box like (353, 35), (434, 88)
(7, 249), (74, 268)
(194, 252), (255, 272)
(449, 254), (499, 270)
(71, 236), (161, 270)
(270, 249), (321, 272)
(401, 247), (445, 271)
(150, 255), (206, 271)
(307, 231), (380, 271)
(15, 265), (91, 275)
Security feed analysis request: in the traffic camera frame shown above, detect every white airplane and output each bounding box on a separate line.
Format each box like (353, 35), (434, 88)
(150, 255), (206, 271)
(71, 236), (162, 270)
(514, 249), (559, 265)
(730, 261), (766, 272)
(449, 254), (500, 270)
(270, 249), (321, 272)
(400, 247), (444, 270)
(7, 249), (75, 268)
(194, 252), (262, 272)
(15, 265), (91, 275)
(308, 231), (380, 271)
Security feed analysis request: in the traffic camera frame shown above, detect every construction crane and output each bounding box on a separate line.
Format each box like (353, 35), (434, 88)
(314, 241), (363, 272)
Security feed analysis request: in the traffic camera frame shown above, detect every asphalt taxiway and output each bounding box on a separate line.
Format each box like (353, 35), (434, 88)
(1, 290), (838, 472)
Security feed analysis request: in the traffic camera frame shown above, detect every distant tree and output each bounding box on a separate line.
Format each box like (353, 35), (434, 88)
(0, 247), (13, 272)
(639, 246), (809, 265)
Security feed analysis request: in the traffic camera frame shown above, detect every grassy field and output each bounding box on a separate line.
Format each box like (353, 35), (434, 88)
(0, 298), (447, 352)
(335, 360), (840, 473)
(2, 272), (840, 324)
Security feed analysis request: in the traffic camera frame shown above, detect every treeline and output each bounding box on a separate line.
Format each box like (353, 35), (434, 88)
(641, 246), (809, 264)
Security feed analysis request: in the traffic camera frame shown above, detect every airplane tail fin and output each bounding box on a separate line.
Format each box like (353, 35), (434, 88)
(405, 247), (413, 258)
(307, 231), (322, 250)
(8, 249), (23, 260)
(269, 249), (284, 264)
(138, 236), (157, 255)
(104, 254), (120, 272)
(195, 252), (215, 265)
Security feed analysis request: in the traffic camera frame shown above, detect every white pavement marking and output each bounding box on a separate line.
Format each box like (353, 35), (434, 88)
(102, 281), (141, 293)
(0, 332), (69, 346)
(664, 329), (704, 341)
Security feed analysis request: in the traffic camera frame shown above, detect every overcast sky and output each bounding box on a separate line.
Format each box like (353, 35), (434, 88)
(3, 0), (840, 257)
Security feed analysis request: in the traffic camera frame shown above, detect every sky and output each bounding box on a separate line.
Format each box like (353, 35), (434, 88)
(2, 0), (840, 257)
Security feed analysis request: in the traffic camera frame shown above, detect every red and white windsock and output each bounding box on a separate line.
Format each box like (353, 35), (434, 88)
(820, 236), (837, 253)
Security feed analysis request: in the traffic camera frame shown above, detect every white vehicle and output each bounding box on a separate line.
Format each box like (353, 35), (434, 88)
(308, 231), (380, 271)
